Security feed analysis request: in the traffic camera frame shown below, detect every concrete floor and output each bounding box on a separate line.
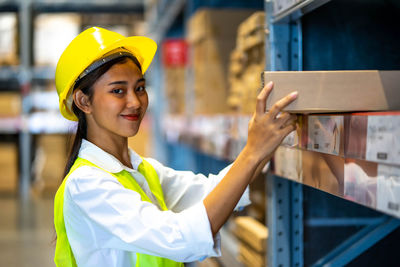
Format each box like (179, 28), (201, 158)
(0, 195), (55, 267)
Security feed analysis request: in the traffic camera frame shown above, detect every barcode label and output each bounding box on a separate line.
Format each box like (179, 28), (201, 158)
(388, 202), (399, 211)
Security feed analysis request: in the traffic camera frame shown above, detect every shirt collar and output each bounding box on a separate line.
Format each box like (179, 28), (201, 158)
(78, 139), (143, 173)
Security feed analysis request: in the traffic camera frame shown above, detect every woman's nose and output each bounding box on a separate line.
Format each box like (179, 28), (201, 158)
(126, 91), (141, 109)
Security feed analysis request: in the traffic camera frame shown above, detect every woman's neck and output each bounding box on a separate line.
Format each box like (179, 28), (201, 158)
(86, 131), (133, 169)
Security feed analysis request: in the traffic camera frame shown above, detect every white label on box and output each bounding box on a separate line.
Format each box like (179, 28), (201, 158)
(366, 116), (400, 165)
(307, 116), (343, 155)
(377, 164), (400, 218)
(344, 162), (377, 208)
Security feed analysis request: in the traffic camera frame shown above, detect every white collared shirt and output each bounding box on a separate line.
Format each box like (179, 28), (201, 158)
(63, 139), (250, 267)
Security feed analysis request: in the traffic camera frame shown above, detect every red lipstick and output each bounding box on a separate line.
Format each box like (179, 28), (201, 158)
(121, 114), (140, 121)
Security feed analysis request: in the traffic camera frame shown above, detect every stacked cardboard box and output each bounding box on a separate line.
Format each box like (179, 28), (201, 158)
(0, 142), (18, 194)
(187, 9), (255, 114)
(164, 67), (186, 114)
(0, 13), (18, 65)
(263, 70), (400, 113)
(32, 134), (69, 196)
(248, 174), (267, 222)
(0, 92), (21, 117)
(162, 39), (188, 115)
(227, 12), (266, 114)
(233, 216), (268, 267)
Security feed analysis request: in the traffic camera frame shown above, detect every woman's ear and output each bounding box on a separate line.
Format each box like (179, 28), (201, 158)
(73, 89), (92, 114)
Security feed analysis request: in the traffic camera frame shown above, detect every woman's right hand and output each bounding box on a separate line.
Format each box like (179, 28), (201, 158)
(245, 81), (298, 163)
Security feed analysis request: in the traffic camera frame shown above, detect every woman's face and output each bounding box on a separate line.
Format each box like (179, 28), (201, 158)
(88, 59), (148, 138)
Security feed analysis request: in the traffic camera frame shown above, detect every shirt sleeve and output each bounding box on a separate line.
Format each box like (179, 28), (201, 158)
(64, 166), (220, 262)
(144, 158), (251, 213)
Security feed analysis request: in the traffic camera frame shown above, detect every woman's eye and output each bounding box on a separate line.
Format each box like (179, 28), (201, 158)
(136, 86), (146, 92)
(112, 89), (124, 94)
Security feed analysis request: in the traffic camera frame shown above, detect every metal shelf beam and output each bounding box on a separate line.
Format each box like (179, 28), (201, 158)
(146, 0), (186, 43)
(272, 0), (331, 23)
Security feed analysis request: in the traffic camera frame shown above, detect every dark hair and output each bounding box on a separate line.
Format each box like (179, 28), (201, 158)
(63, 55), (142, 177)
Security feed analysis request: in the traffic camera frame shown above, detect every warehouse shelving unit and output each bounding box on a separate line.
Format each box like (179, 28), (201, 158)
(149, 0), (400, 266)
(265, 0), (400, 266)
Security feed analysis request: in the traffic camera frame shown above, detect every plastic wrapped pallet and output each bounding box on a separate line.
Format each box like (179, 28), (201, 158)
(187, 9), (255, 114)
(34, 13), (81, 67)
(0, 13), (18, 66)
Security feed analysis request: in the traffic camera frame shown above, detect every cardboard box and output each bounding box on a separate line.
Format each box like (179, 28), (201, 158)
(233, 216), (268, 253)
(33, 134), (69, 195)
(344, 115), (368, 160)
(227, 12), (266, 114)
(187, 9), (253, 44)
(307, 115), (344, 156)
(187, 9), (255, 114)
(238, 241), (265, 267)
(274, 146), (302, 182)
(0, 92), (21, 117)
(237, 12), (265, 52)
(164, 67), (186, 114)
(0, 142), (18, 193)
(264, 70), (400, 113)
(301, 150), (343, 195)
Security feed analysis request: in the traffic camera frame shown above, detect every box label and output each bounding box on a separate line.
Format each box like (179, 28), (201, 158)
(366, 116), (400, 165)
(377, 164), (400, 218)
(307, 116), (343, 156)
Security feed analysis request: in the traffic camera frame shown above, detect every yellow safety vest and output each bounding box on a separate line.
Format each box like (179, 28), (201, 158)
(54, 157), (184, 267)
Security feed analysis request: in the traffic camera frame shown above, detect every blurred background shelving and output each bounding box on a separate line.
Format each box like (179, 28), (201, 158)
(0, 0), (399, 266)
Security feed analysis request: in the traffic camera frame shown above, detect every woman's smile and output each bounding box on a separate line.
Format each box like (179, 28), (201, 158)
(121, 113), (140, 121)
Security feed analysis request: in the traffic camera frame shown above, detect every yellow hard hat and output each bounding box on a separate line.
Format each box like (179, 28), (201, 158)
(55, 26), (157, 121)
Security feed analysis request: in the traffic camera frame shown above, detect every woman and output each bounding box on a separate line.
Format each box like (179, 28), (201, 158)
(54, 27), (298, 267)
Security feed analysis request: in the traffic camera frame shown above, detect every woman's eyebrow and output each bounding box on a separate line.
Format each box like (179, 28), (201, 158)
(108, 81), (127, 86)
(107, 78), (145, 86)
(136, 78), (146, 85)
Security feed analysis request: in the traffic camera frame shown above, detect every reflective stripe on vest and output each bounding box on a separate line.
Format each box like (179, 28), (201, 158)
(54, 157), (184, 267)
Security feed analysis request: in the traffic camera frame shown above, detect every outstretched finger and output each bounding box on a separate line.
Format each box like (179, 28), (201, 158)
(256, 81), (274, 115)
(269, 91), (298, 119)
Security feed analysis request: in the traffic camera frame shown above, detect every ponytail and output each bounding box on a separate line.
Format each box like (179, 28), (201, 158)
(63, 105), (87, 177)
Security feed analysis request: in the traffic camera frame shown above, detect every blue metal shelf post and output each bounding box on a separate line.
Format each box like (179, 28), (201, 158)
(265, 1), (304, 266)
